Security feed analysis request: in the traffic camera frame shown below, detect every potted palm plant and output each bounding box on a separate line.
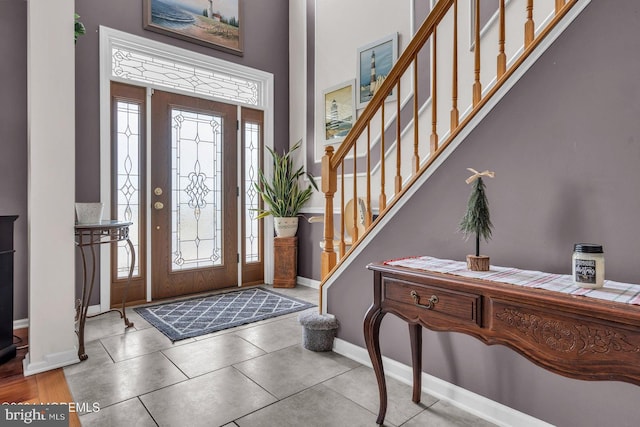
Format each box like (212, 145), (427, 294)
(255, 141), (317, 237)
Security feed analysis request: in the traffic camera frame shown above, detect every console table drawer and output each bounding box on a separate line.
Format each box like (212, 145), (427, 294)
(383, 277), (482, 326)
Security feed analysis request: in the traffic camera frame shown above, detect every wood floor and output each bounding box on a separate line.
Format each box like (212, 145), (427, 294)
(0, 328), (80, 426)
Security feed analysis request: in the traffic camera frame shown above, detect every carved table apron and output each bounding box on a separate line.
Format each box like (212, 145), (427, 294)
(364, 261), (640, 425)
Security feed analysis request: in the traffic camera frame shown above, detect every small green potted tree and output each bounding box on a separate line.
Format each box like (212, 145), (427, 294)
(255, 141), (317, 237)
(459, 168), (495, 271)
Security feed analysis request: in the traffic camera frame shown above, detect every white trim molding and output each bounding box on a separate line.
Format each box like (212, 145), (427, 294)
(333, 338), (553, 427)
(13, 318), (28, 330)
(296, 276), (320, 289)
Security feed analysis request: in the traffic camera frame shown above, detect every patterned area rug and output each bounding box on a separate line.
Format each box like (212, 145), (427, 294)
(134, 288), (315, 341)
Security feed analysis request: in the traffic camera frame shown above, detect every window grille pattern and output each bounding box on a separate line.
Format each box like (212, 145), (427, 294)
(115, 101), (141, 278)
(171, 108), (223, 271)
(244, 122), (261, 263)
(112, 47), (260, 106)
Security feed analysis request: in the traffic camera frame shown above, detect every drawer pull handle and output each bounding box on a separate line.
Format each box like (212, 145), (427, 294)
(410, 290), (439, 310)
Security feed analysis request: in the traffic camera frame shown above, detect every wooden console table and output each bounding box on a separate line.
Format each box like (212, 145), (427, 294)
(365, 260), (640, 425)
(75, 221), (135, 360)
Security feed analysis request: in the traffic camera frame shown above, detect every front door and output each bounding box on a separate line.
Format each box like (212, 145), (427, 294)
(150, 90), (238, 299)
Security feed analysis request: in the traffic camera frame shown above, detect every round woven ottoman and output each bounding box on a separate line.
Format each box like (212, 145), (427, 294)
(298, 312), (339, 352)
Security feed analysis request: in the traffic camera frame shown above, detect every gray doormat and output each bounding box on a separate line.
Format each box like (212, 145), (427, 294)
(134, 287), (315, 341)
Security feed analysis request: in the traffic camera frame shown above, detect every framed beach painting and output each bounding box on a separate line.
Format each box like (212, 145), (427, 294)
(323, 80), (356, 144)
(356, 33), (398, 109)
(143, 0), (243, 55)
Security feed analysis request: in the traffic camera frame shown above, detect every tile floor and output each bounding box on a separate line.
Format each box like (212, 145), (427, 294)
(64, 285), (496, 427)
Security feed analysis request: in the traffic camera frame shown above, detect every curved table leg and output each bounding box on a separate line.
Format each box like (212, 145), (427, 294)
(364, 304), (387, 425)
(76, 244), (90, 361)
(121, 238), (135, 328)
(77, 228), (136, 362)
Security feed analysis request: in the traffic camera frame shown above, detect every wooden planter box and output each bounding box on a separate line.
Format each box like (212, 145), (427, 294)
(273, 236), (297, 288)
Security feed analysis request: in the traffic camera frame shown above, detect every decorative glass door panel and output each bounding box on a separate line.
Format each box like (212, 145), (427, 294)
(116, 101), (141, 278)
(240, 108), (264, 286)
(171, 109), (224, 271)
(151, 91), (237, 299)
(110, 82), (147, 307)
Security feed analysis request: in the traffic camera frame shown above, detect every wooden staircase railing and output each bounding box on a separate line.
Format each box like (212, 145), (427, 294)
(320, 0), (577, 286)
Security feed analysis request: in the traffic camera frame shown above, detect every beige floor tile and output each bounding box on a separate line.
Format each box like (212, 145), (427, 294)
(65, 352), (187, 414)
(324, 365), (437, 426)
(140, 366), (276, 427)
(78, 398), (156, 427)
(162, 333), (265, 378)
(232, 315), (303, 353)
(400, 400), (498, 427)
(236, 384), (392, 427)
(100, 325), (194, 362)
(233, 344), (360, 399)
(63, 340), (113, 376)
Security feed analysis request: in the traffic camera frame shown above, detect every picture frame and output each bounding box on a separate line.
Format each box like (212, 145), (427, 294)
(323, 80), (356, 144)
(356, 33), (398, 109)
(143, 0), (243, 56)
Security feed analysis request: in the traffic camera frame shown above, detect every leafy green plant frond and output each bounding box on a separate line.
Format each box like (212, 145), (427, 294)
(254, 141), (317, 218)
(75, 13), (86, 44)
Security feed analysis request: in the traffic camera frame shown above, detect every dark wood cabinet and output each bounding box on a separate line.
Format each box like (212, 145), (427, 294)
(0, 215), (18, 365)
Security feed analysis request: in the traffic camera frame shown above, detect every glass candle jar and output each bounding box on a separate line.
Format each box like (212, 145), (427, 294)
(572, 243), (604, 289)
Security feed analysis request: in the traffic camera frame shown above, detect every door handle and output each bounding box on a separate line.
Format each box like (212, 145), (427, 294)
(154, 202), (164, 210)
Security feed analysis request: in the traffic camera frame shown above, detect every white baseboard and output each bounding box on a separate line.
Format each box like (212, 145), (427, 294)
(297, 276), (320, 289)
(86, 304), (101, 316)
(22, 348), (80, 377)
(13, 318), (28, 330)
(333, 338), (553, 427)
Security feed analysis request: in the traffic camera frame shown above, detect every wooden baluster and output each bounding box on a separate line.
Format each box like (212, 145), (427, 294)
(380, 105), (387, 211)
(366, 123), (372, 227)
(413, 57), (420, 173)
(555, 0), (565, 14)
(340, 160), (347, 259)
(352, 139), (358, 242)
(320, 146), (336, 279)
(395, 81), (402, 194)
(450, 0), (459, 132)
(525, 0), (534, 48)
(473, 0), (482, 107)
(339, 161), (345, 258)
(497, 0), (506, 79)
(430, 27), (438, 154)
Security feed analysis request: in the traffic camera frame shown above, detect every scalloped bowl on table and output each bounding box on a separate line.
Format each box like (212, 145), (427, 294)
(75, 202), (104, 225)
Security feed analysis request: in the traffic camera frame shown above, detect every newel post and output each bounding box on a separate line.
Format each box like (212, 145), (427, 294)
(321, 146), (337, 278)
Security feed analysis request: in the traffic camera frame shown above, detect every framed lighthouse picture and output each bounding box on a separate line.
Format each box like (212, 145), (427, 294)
(323, 79), (356, 144)
(356, 33), (398, 109)
(143, 0), (243, 55)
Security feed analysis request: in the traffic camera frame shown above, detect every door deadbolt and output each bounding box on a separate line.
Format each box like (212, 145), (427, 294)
(154, 202), (164, 210)
(154, 187), (163, 196)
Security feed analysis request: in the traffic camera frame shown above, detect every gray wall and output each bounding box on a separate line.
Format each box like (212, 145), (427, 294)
(1, 0), (290, 318)
(326, 1), (640, 426)
(0, 0), (28, 320)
